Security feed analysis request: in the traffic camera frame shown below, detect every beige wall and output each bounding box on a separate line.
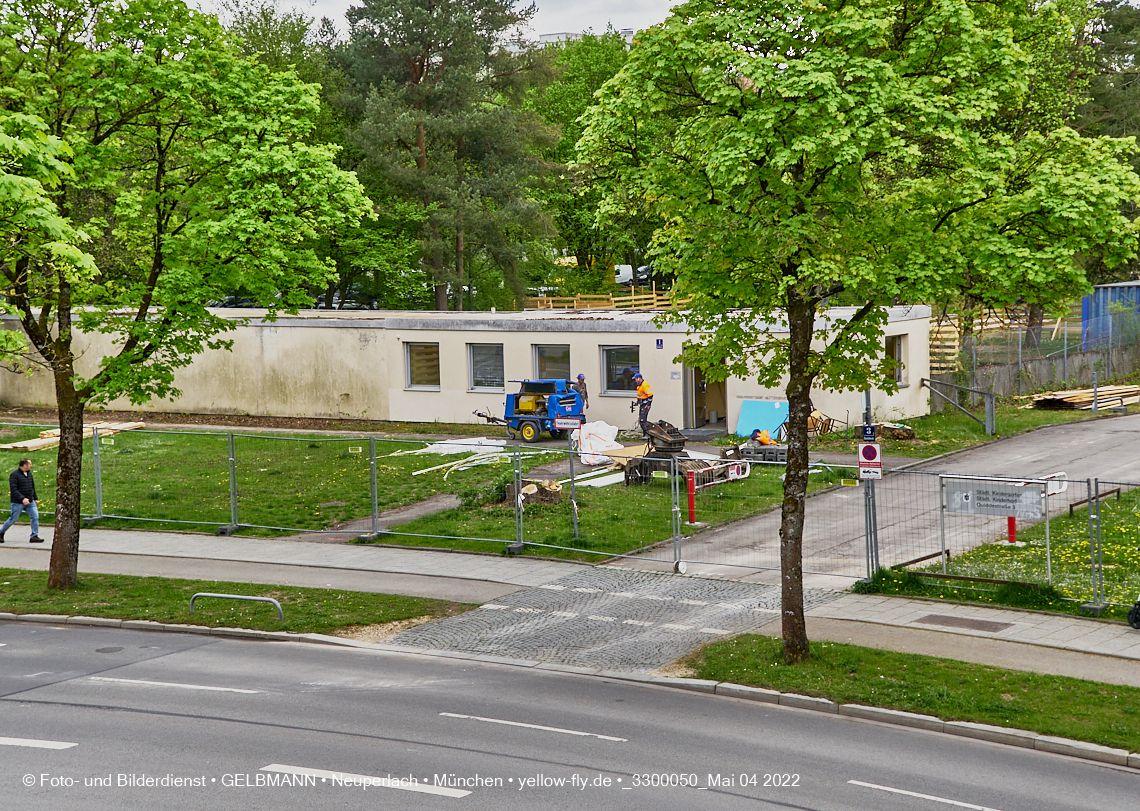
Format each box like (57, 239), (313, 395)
(0, 306), (930, 428)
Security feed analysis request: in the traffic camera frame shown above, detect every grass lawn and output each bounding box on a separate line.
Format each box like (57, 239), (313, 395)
(713, 400), (1137, 459)
(850, 484), (1140, 615)
(685, 635), (1140, 752)
(0, 424), (557, 536)
(375, 464), (846, 561)
(0, 567), (470, 634)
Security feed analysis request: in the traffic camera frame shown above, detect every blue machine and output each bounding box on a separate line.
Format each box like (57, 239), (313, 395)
(475, 379), (585, 442)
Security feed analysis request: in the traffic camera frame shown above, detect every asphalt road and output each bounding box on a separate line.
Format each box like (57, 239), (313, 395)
(2, 623), (1135, 810)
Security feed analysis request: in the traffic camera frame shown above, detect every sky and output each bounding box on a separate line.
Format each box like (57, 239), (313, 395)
(201, 0), (681, 39)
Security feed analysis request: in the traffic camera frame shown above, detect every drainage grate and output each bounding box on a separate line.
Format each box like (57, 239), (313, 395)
(912, 614), (1014, 633)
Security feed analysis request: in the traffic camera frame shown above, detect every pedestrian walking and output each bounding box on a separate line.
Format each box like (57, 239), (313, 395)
(1, 458), (44, 543)
(571, 373), (590, 408)
(632, 372), (653, 435)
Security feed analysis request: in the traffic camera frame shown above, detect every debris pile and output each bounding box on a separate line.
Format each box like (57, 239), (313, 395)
(0, 421), (145, 452)
(505, 479), (563, 505)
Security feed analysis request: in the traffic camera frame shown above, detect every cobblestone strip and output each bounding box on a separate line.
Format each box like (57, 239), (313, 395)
(393, 569), (844, 672)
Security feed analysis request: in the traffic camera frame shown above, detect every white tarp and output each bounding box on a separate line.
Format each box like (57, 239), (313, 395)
(393, 437), (507, 455)
(573, 421), (624, 465)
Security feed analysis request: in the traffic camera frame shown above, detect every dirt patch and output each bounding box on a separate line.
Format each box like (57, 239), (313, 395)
(336, 615), (438, 643)
(654, 662), (699, 679)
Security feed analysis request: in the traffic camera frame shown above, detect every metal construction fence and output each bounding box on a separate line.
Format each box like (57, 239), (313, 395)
(0, 421), (1134, 609)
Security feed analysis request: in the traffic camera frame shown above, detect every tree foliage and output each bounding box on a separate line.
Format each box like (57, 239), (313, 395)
(580, 0), (1140, 662)
(0, 0), (371, 587)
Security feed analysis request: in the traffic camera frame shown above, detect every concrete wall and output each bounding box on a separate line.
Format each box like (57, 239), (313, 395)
(0, 306), (931, 429)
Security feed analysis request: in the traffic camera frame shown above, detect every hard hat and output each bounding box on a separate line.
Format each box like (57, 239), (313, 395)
(632, 372), (643, 380)
(577, 373), (585, 380)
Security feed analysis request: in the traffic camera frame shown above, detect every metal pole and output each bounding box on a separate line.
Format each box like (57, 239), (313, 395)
(227, 432), (238, 528)
(672, 455), (682, 567)
(1086, 478), (1099, 605)
(869, 478), (880, 572)
(515, 445), (524, 547)
(92, 426), (104, 520)
(971, 336), (977, 405)
(984, 394), (994, 436)
(864, 477), (873, 580)
(1092, 371), (1098, 416)
(1017, 327), (1022, 396)
(567, 430), (578, 539)
(1095, 478), (1104, 604)
(1063, 322), (1068, 382)
(1044, 487), (1051, 585)
(369, 438), (379, 536)
(939, 477), (948, 574)
(1108, 315), (1113, 379)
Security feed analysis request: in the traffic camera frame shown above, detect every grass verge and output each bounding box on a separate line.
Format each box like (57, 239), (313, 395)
(685, 634), (1140, 752)
(0, 567), (470, 634)
(852, 568), (1135, 623)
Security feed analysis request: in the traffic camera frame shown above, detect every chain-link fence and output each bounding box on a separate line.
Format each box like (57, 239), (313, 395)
(0, 421), (1134, 609)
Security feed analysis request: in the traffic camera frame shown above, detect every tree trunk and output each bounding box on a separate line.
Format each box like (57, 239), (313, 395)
(1025, 302), (1045, 349)
(779, 287), (813, 664)
(455, 227), (464, 312)
(48, 371), (84, 589)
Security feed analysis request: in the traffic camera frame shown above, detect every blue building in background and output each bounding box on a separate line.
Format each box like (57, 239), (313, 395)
(1081, 281), (1140, 350)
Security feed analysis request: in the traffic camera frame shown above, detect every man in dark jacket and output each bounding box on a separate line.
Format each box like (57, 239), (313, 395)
(1, 459), (43, 543)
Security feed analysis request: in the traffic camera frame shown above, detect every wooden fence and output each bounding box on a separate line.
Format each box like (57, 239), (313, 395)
(524, 291), (690, 310)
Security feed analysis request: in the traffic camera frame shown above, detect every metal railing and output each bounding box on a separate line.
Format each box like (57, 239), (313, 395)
(920, 378), (995, 435)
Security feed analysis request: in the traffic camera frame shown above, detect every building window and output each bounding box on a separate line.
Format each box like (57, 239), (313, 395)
(468, 344), (504, 391)
(602, 345), (640, 393)
(885, 335), (906, 384)
(405, 342), (440, 389)
(534, 344), (570, 380)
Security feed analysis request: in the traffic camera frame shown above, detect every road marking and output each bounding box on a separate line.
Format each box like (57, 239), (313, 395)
(25, 671), (53, 677)
(678, 599), (708, 606)
(0, 736), (78, 750)
(848, 780), (1003, 811)
(587, 615), (617, 622)
(659, 623), (693, 631)
(572, 587), (602, 593)
(637, 595), (673, 601)
(538, 584), (565, 590)
(513, 608), (542, 614)
(260, 764), (469, 798)
(440, 712), (626, 742)
(481, 604), (509, 610)
(623, 619), (653, 627)
(551, 611), (578, 618)
(88, 676), (260, 694)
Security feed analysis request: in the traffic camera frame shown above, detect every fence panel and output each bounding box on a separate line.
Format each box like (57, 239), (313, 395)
(0, 422), (64, 519)
(95, 429), (233, 528)
(1088, 480), (1140, 608)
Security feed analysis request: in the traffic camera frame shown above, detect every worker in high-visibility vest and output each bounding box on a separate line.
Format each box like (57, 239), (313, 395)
(632, 372), (653, 435)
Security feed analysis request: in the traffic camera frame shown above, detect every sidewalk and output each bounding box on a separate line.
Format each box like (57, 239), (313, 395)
(0, 526), (584, 603)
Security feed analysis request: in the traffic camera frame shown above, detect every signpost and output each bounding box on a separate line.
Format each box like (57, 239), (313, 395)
(555, 417), (584, 538)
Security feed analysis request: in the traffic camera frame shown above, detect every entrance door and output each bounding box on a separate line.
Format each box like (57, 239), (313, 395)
(691, 367), (707, 428)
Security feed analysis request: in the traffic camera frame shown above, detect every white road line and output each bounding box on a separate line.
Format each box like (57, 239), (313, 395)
(88, 676), (259, 694)
(659, 623), (693, 631)
(678, 599), (708, 606)
(25, 671), (53, 677)
(572, 587), (602, 593)
(481, 604), (509, 610)
(513, 608), (542, 614)
(0, 736), (78, 750)
(440, 712), (626, 742)
(260, 764), (469, 798)
(637, 595), (673, 601)
(538, 584), (566, 590)
(551, 611), (578, 618)
(587, 615), (617, 622)
(623, 619), (653, 627)
(848, 780), (1003, 811)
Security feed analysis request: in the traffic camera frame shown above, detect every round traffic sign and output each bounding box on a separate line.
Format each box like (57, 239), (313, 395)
(861, 445), (878, 462)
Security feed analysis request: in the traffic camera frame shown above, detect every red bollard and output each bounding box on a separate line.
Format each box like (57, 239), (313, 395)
(687, 470), (696, 524)
(1008, 516), (1017, 544)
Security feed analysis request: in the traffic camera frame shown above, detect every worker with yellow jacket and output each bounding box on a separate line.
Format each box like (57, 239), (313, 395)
(632, 372), (653, 436)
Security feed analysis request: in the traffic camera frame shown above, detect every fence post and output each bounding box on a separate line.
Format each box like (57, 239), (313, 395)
(938, 476), (947, 574)
(369, 438), (379, 536)
(1017, 327), (1023, 396)
(227, 432), (239, 530)
(1092, 371), (1099, 416)
(984, 393), (995, 436)
(514, 444), (524, 548)
(1083, 478), (1103, 611)
(91, 426), (104, 520)
(672, 456), (684, 572)
(1044, 486), (1051, 585)
(1062, 322), (1068, 382)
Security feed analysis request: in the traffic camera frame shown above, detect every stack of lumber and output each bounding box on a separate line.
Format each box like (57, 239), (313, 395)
(1032, 386), (1140, 410)
(0, 421), (145, 451)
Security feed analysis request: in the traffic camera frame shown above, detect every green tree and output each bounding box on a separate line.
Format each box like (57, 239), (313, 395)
(0, 0), (371, 587)
(340, 0), (555, 310)
(580, 0), (1139, 662)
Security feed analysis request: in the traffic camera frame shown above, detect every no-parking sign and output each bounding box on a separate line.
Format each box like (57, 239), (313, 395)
(858, 442), (882, 480)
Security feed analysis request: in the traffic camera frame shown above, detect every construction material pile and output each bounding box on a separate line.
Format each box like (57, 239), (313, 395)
(505, 479), (562, 505)
(1031, 386), (1140, 410)
(0, 421), (145, 452)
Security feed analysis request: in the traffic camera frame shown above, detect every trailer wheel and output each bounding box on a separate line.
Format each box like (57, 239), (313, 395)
(550, 429), (565, 440)
(520, 420), (541, 443)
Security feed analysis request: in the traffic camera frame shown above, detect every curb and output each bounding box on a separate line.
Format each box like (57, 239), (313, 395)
(3, 611), (1136, 771)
